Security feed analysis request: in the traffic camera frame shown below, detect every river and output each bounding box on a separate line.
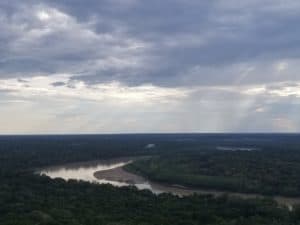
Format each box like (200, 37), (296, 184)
(38, 157), (300, 210)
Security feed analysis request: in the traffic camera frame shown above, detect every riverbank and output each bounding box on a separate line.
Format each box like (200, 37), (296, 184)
(94, 162), (300, 209)
(38, 157), (300, 209)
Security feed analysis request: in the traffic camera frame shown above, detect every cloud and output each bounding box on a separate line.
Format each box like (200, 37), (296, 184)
(0, 74), (190, 104)
(51, 81), (66, 87)
(1, 0), (300, 87)
(0, 2), (150, 82)
(1, 0), (300, 133)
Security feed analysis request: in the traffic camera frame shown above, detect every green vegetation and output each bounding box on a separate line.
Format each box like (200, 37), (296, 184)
(126, 150), (300, 197)
(1, 134), (300, 224)
(2, 174), (299, 225)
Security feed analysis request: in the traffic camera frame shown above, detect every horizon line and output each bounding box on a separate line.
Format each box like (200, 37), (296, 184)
(0, 132), (300, 136)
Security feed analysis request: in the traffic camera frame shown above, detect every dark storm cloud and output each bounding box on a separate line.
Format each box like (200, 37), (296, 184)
(1, 0), (300, 87)
(51, 81), (66, 87)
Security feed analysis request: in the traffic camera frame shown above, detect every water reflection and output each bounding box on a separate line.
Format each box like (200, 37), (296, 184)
(39, 159), (132, 185)
(39, 158), (162, 193)
(38, 157), (300, 209)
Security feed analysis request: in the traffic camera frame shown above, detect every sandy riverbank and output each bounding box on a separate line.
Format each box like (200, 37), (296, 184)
(94, 166), (147, 185)
(93, 164), (300, 209)
(39, 156), (300, 209)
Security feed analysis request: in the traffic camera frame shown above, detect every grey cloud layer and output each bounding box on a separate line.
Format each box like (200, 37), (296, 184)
(1, 0), (300, 87)
(1, 0), (300, 133)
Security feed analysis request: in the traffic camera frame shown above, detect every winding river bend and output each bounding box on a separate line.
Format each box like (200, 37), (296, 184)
(38, 157), (300, 209)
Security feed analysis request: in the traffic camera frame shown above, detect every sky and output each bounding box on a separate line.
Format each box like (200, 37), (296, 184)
(0, 0), (300, 134)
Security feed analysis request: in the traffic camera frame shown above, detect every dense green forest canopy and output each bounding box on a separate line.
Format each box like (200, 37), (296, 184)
(1, 134), (300, 225)
(126, 150), (300, 196)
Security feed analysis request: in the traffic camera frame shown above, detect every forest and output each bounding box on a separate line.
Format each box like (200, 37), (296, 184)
(126, 149), (300, 196)
(1, 134), (300, 225)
